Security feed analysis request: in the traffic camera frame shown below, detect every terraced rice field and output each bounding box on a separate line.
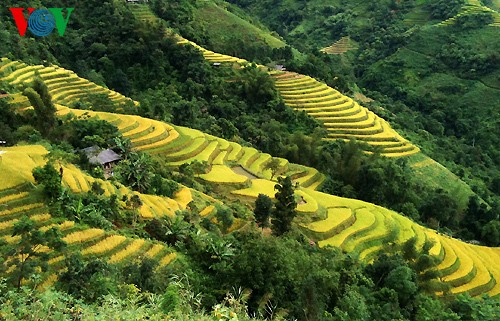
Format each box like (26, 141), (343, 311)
(57, 106), (325, 191)
(52, 106), (500, 298)
(271, 71), (420, 157)
(0, 183), (177, 287)
(3, 57), (499, 298)
(0, 58), (137, 109)
(299, 188), (500, 298)
(320, 37), (358, 54)
(129, 4), (159, 23)
(438, 2), (500, 27)
(173, 37), (420, 158)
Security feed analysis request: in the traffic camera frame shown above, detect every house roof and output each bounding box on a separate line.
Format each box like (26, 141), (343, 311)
(83, 146), (122, 165)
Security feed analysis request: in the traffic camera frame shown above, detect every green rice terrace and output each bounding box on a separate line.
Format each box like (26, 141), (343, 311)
(438, 0), (500, 27)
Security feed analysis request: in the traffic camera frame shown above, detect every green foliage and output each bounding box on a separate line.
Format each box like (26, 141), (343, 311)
(23, 86), (56, 136)
(64, 117), (120, 150)
(215, 205), (235, 233)
(263, 158), (282, 180)
(145, 213), (193, 246)
(58, 255), (115, 303)
(332, 287), (370, 321)
(428, 0), (466, 19)
(271, 176), (297, 236)
(32, 163), (63, 201)
(450, 293), (500, 321)
(455, 11), (495, 29)
(53, 188), (133, 230)
(115, 152), (155, 193)
(481, 220), (500, 246)
(6, 216), (65, 289)
(254, 194), (272, 228)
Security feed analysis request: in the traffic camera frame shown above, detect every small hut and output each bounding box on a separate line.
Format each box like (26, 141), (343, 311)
(83, 146), (122, 177)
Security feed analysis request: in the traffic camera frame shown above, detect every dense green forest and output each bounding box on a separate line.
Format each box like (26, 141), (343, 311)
(0, 0), (499, 320)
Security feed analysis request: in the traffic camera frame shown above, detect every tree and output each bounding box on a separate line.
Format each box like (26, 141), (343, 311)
(32, 163), (63, 201)
(216, 205), (235, 233)
(254, 194), (272, 228)
(238, 64), (277, 106)
(126, 194), (143, 225)
(24, 78), (56, 136)
(271, 176), (297, 235)
(7, 217), (66, 289)
(115, 152), (155, 193)
(384, 266), (418, 306)
(481, 220), (500, 246)
(332, 287), (370, 321)
(58, 254), (115, 302)
(263, 158), (282, 180)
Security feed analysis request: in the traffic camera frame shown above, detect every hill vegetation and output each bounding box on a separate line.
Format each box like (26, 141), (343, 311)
(227, 0), (500, 210)
(0, 0), (499, 320)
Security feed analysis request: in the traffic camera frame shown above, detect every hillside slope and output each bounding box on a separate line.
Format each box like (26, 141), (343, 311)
(1, 57), (499, 298)
(0, 146), (177, 287)
(168, 35), (476, 209)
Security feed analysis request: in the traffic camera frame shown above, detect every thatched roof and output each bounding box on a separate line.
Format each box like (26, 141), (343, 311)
(83, 146), (122, 165)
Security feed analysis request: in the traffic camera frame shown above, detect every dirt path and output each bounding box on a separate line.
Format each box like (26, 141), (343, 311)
(231, 166), (257, 179)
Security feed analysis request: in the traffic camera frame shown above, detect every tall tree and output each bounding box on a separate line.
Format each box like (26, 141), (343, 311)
(24, 77), (56, 136)
(271, 176), (297, 235)
(254, 194), (272, 228)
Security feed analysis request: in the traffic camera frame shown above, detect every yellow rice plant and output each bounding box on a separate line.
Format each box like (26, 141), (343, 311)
(140, 194), (178, 217)
(451, 245), (492, 294)
(199, 205), (215, 217)
(82, 235), (127, 256)
(0, 219), (17, 231)
(238, 147), (260, 167)
(199, 165), (248, 184)
(296, 190), (318, 213)
(158, 253), (177, 267)
(108, 239), (146, 264)
(174, 188), (193, 209)
(475, 247), (500, 280)
(63, 229), (105, 244)
(226, 142), (242, 161)
(345, 209), (388, 252)
(48, 255), (64, 265)
(144, 244), (164, 259)
(0, 192), (29, 204)
(212, 151), (227, 165)
(0, 203), (44, 217)
(3, 235), (21, 244)
(38, 274), (58, 290)
(139, 204), (155, 219)
(131, 121), (165, 141)
(442, 240), (475, 283)
(136, 126), (180, 150)
(318, 208), (376, 248)
(30, 213), (52, 222)
(424, 230), (443, 257)
(232, 179), (277, 199)
(122, 116), (152, 137)
(40, 221), (75, 232)
(436, 238), (458, 271)
(305, 207), (352, 233)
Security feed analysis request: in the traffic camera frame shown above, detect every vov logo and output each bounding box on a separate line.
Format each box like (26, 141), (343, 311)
(9, 8), (74, 37)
